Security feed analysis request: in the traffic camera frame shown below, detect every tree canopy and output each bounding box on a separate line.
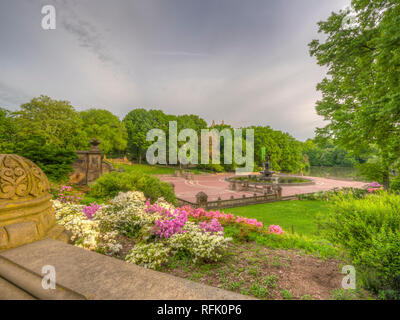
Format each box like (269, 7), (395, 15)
(80, 108), (127, 155)
(309, 0), (400, 188)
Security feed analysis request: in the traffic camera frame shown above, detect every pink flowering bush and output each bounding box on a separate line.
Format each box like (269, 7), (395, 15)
(145, 199), (176, 218)
(269, 225), (284, 235)
(367, 182), (383, 193)
(153, 211), (188, 239)
(83, 203), (101, 220)
(199, 219), (224, 235)
(369, 182), (382, 188)
(178, 205), (263, 229)
(56, 185), (82, 204)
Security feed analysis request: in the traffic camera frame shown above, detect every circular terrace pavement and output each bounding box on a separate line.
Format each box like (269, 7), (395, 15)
(160, 174), (366, 203)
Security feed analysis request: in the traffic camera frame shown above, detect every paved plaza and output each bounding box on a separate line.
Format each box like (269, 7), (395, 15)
(160, 174), (367, 202)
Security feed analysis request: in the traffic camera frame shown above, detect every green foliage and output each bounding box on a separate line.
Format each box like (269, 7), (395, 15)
(123, 109), (169, 163)
(0, 108), (17, 153)
(297, 188), (368, 202)
(224, 226), (339, 259)
(281, 290), (293, 300)
(225, 200), (329, 237)
(252, 125), (306, 173)
(320, 191), (400, 296)
(309, 1), (400, 189)
(14, 95), (87, 149)
(390, 175), (400, 192)
(303, 139), (357, 167)
(88, 171), (177, 204)
(79, 109), (127, 155)
(356, 161), (390, 185)
(195, 163), (225, 173)
(14, 136), (77, 182)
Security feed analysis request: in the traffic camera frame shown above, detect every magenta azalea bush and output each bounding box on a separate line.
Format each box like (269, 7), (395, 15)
(83, 202), (101, 220)
(199, 219), (224, 235)
(153, 211), (188, 239)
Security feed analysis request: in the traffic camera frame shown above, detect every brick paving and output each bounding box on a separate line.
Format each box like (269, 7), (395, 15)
(160, 174), (366, 203)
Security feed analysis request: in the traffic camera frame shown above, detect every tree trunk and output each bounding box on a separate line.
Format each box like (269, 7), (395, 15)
(383, 168), (390, 191)
(138, 147), (142, 164)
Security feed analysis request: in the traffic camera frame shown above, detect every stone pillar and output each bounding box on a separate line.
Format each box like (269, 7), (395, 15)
(276, 186), (282, 200)
(0, 154), (70, 252)
(196, 191), (208, 209)
(70, 139), (114, 185)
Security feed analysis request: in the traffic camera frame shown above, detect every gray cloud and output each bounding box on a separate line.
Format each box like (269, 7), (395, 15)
(0, 0), (351, 141)
(0, 81), (30, 108)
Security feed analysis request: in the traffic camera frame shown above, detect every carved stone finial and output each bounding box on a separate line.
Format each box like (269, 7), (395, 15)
(90, 139), (101, 152)
(0, 154), (69, 251)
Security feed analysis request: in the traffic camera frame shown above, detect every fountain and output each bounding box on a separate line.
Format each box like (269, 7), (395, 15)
(227, 150), (314, 187)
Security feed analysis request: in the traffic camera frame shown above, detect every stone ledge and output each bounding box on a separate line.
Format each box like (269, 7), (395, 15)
(0, 239), (251, 300)
(0, 276), (36, 300)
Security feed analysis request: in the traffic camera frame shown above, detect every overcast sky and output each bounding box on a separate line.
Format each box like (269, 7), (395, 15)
(0, 0), (350, 141)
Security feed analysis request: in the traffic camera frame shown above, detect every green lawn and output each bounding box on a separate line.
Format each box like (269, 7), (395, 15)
(225, 200), (329, 237)
(112, 163), (203, 175)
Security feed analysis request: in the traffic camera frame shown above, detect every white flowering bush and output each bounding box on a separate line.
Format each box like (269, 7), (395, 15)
(168, 221), (229, 263)
(125, 242), (171, 270)
(53, 200), (122, 254)
(53, 191), (231, 270)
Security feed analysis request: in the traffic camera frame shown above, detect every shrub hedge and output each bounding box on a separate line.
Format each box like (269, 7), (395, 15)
(319, 191), (400, 298)
(88, 171), (177, 205)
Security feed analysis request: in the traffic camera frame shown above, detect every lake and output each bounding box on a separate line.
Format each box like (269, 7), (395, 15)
(302, 166), (367, 181)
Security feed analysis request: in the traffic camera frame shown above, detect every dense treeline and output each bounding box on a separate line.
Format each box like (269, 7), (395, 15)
(1, 95), (341, 181)
(302, 139), (360, 167)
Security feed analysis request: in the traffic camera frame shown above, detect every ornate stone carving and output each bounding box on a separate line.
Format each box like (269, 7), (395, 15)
(0, 154), (69, 252)
(0, 154), (50, 200)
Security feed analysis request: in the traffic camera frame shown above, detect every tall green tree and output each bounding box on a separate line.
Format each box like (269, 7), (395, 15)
(252, 126), (306, 173)
(79, 109), (127, 155)
(123, 109), (169, 163)
(309, 0), (400, 189)
(14, 95), (86, 150)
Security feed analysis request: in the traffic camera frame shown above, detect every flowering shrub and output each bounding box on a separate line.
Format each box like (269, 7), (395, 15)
(168, 221), (229, 263)
(367, 182), (383, 193)
(54, 191), (286, 271)
(179, 206), (263, 229)
(269, 225), (284, 235)
(53, 200), (121, 254)
(199, 219), (224, 235)
(82, 202), (101, 219)
(125, 242), (171, 270)
(56, 185), (82, 204)
(153, 211), (188, 239)
(53, 191), (234, 270)
(369, 182), (382, 188)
